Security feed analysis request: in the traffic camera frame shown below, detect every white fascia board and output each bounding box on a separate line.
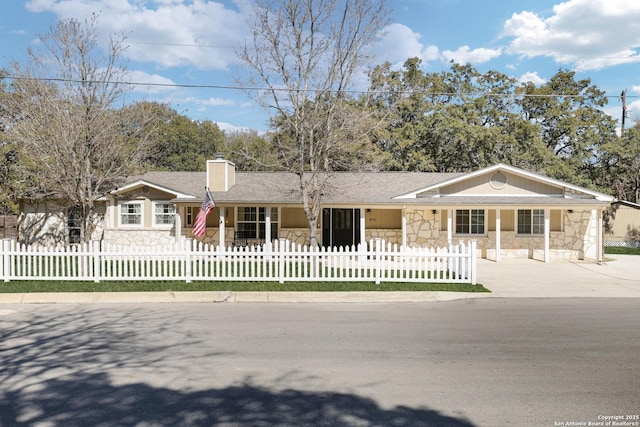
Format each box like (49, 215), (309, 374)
(110, 180), (196, 200)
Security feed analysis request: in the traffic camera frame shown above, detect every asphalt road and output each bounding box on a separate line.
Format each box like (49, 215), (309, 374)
(1, 300), (639, 427)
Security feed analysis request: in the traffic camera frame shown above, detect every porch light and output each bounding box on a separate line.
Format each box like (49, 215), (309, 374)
(432, 210), (438, 215)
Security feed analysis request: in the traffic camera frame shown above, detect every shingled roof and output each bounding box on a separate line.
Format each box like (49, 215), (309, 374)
(120, 171), (462, 205)
(117, 164), (613, 207)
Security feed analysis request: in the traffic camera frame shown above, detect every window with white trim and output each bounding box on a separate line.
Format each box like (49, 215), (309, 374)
(517, 209), (544, 235)
(236, 207), (278, 240)
(185, 206), (194, 227)
(120, 202), (142, 226)
(154, 202), (175, 226)
(455, 209), (485, 235)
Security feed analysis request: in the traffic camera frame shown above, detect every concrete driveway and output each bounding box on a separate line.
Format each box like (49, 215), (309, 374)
(478, 254), (640, 298)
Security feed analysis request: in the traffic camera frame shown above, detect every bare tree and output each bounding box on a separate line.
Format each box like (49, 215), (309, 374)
(3, 15), (160, 243)
(238, 0), (391, 247)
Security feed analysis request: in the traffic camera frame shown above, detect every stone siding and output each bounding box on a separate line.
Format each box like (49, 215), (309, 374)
(405, 208), (442, 246)
(102, 229), (178, 248)
(365, 229), (402, 245)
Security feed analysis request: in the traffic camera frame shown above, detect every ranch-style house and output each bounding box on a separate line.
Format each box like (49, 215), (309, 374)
(18, 158), (614, 263)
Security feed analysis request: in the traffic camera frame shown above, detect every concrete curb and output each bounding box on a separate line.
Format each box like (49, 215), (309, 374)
(0, 291), (490, 304)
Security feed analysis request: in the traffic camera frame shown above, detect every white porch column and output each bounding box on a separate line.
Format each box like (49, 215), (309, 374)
(107, 197), (116, 228)
(265, 207), (272, 244)
(597, 209), (603, 264)
(447, 209), (453, 245)
(219, 207), (226, 248)
(360, 208), (366, 248)
(544, 208), (550, 263)
(401, 207), (407, 248)
(175, 207), (182, 242)
(495, 209), (501, 262)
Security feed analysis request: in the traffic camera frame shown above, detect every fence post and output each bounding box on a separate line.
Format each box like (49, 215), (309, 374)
(92, 240), (101, 283)
(375, 238), (382, 285)
(470, 240), (477, 285)
(2, 239), (11, 282)
(278, 239), (286, 284)
(185, 238), (192, 284)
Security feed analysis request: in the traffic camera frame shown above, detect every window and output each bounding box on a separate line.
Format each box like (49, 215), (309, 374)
(236, 207), (278, 240)
(120, 202), (142, 226)
(185, 206), (194, 226)
(154, 202), (175, 226)
(68, 206), (82, 244)
(517, 209), (545, 235)
(455, 209), (485, 235)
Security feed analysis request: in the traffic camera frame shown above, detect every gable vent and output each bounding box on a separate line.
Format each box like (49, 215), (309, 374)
(490, 171), (507, 190)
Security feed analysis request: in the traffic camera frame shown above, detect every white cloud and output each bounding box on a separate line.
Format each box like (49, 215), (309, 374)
(125, 70), (177, 93)
(632, 85), (640, 93)
(372, 23), (440, 68)
(184, 96), (236, 107)
(442, 46), (502, 65)
(502, 0), (640, 71)
(215, 121), (253, 133)
(627, 100), (640, 121)
(25, 0), (247, 70)
(518, 71), (546, 85)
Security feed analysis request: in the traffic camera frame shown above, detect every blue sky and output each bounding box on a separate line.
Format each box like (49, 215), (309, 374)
(1, 0), (639, 133)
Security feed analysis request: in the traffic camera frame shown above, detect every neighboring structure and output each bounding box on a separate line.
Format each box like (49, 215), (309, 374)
(0, 215), (18, 240)
(605, 200), (640, 247)
(18, 159), (615, 262)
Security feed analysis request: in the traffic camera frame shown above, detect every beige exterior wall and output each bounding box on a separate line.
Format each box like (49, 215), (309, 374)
(19, 200), (104, 246)
(439, 171), (563, 196)
(281, 208), (307, 228)
(606, 204), (640, 244)
(364, 209), (401, 229)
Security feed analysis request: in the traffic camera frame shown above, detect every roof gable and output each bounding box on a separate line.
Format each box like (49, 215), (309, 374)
(111, 179), (196, 200)
(394, 163), (614, 202)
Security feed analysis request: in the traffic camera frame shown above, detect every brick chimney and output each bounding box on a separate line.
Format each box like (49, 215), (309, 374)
(206, 154), (235, 191)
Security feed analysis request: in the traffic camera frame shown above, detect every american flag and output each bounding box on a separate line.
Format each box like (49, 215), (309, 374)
(192, 188), (215, 238)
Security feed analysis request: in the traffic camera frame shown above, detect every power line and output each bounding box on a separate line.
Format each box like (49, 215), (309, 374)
(3, 74), (638, 100)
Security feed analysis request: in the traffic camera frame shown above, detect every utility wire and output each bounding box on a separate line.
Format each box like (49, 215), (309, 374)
(2, 75), (638, 100)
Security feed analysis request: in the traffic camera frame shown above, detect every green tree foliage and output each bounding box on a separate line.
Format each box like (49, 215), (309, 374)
(220, 130), (281, 171)
(150, 112), (225, 172)
(368, 60), (618, 192)
(517, 70), (617, 187)
(369, 60), (554, 173)
(0, 69), (21, 214)
(599, 122), (640, 202)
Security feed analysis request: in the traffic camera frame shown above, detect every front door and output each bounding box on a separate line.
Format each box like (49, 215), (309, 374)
(322, 208), (361, 248)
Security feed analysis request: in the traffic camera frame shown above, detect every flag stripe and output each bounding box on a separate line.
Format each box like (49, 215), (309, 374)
(193, 189), (215, 238)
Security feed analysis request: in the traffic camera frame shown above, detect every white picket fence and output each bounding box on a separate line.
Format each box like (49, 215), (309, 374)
(0, 238), (477, 285)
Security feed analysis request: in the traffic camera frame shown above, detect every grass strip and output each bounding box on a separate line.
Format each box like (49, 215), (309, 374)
(604, 246), (640, 255)
(0, 280), (490, 293)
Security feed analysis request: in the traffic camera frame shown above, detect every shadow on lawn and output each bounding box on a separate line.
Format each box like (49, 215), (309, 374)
(0, 307), (475, 426)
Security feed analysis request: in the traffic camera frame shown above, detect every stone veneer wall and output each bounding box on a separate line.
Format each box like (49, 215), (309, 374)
(102, 229), (177, 248)
(278, 228), (311, 246)
(404, 208), (599, 261)
(365, 229), (402, 245)
(405, 208), (445, 247)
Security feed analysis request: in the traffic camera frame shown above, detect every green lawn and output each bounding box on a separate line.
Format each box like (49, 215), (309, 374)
(604, 246), (640, 255)
(0, 280), (490, 293)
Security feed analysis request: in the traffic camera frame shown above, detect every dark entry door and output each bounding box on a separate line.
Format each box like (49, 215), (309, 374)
(322, 208), (361, 248)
